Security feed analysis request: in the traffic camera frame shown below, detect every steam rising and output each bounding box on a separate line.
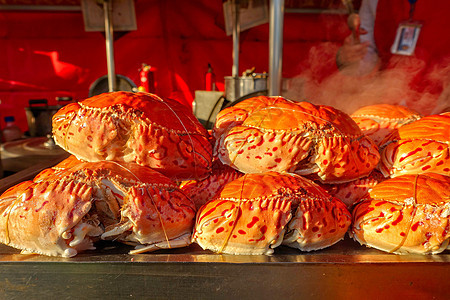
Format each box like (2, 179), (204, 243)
(284, 43), (450, 116)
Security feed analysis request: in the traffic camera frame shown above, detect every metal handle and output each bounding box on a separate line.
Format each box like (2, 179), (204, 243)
(56, 97), (73, 104)
(28, 99), (48, 107)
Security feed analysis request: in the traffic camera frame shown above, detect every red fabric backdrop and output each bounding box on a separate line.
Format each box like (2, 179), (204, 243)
(0, 1), (349, 132)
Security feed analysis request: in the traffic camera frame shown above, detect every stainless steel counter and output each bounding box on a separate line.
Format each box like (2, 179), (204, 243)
(0, 238), (449, 299)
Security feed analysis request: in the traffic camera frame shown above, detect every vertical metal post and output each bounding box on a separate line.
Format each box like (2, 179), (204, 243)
(104, 0), (116, 92)
(268, 0), (284, 96)
(232, 0), (240, 78)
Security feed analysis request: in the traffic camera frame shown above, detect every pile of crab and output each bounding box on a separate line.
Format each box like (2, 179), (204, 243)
(0, 92), (448, 257)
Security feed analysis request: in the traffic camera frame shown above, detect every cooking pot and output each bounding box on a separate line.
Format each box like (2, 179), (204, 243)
(25, 97), (73, 137)
(224, 72), (268, 102)
(89, 75), (137, 97)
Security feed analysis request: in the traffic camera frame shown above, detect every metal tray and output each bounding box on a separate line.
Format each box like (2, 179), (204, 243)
(0, 238), (449, 299)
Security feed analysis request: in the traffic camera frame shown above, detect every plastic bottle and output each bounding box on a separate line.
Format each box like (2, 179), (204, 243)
(2, 116), (22, 142)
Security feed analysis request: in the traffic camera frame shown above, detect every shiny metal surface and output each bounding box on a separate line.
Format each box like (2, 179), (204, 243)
(0, 239), (449, 299)
(224, 75), (267, 102)
(103, 0), (116, 92)
(268, 0), (284, 96)
(0, 238), (449, 264)
(231, 0), (240, 78)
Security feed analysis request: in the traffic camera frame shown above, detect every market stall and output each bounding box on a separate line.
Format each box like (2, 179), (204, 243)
(0, 1), (449, 299)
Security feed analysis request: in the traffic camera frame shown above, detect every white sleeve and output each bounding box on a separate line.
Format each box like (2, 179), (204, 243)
(358, 0), (379, 74)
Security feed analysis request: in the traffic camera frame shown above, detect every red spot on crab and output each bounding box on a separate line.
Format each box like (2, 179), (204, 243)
(411, 221), (423, 231)
(275, 158), (282, 163)
(216, 227), (225, 234)
(422, 141), (433, 147)
(399, 148), (423, 162)
(35, 201), (49, 212)
(238, 230), (246, 235)
(422, 165), (431, 171)
(260, 225), (267, 234)
(247, 216), (260, 228)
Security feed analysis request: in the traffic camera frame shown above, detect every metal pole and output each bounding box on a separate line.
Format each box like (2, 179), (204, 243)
(268, 0), (284, 96)
(104, 0), (116, 92)
(232, 0), (240, 78)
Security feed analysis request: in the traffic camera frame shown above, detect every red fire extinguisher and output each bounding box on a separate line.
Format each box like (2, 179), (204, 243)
(205, 63), (216, 91)
(138, 63), (156, 93)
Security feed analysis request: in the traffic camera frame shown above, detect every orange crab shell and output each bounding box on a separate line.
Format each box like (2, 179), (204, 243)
(179, 160), (243, 209)
(214, 96), (380, 184)
(378, 112), (450, 178)
(192, 172), (351, 255)
(351, 104), (422, 146)
(52, 91), (213, 181)
(319, 170), (385, 207)
(0, 160), (196, 257)
(351, 173), (450, 254)
(33, 155), (80, 182)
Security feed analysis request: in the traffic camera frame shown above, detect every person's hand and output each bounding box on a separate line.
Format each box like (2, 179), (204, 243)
(336, 34), (369, 70)
(336, 13), (369, 70)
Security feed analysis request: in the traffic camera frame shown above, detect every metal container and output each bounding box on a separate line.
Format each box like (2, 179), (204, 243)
(24, 97), (73, 137)
(224, 73), (268, 102)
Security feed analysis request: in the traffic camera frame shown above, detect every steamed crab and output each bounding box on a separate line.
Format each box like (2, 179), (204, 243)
(0, 158), (196, 257)
(192, 172), (351, 255)
(352, 173), (450, 254)
(378, 112), (450, 177)
(350, 103), (422, 146)
(52, 91), (212, 181)
(214, 96), (380, 184)
(320, 170), (385, 207)
(180, 159), (243, 209)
